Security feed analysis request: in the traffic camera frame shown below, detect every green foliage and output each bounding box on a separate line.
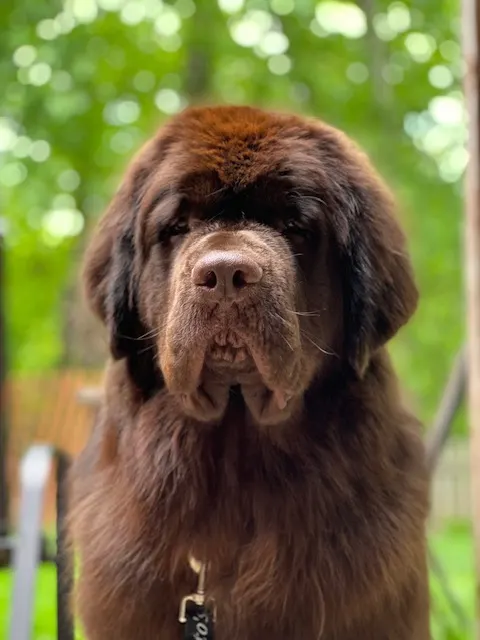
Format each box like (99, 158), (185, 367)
(0, 0), (464, 427)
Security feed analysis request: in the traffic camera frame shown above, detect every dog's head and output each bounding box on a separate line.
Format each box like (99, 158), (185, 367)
(84, 106), (417, 425)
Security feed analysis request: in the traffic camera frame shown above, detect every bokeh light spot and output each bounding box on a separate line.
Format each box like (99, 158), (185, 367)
(315, 1), (367, 39)
(404, 32), (436, 63)
(291, 83), (310, 103)
(175, 0), (196, 18)
(372, 13), (397, 41)
(429, 96), (464, 126)
(270, 0), (294, 16)
(36, 19), (58, 40)
(268, 54), (291, 75)
(231, 11), (273, 47)
(70, 0), (98, 23)
(58, 169), (81, 192)
(439, 147), (468, 183)
(42, 208), (85, 239)
(13, 136), (32, 159)
(13, 45), (37, 68)
(0, 120), (18, 152)
(440, 40), (460, 63)
(28, 63), (52, 86)
(346, 62), (369, 84)
(386, 3), (411, 33)
(155, 8), (182, 36)
(51, 70), (73, 92)
(429, 65), (454, 90)
(133, 70), (156, 92)
(160, 34), (182, 52)
(154, 88), (185, 114)
(97, 0), (126, 9)
(218, 0), (244, 13)
(110, 130), (136, 154)
(30, 140), (51, 162)
(55, 11), (76, 34)
(0, 162), (28, 187)
(382, 63), (404, 84)
(53, 193), (77, 210)
(121, 1), (147, 25)
(104, 99), (141, 125)
(259, 32), (289, 56)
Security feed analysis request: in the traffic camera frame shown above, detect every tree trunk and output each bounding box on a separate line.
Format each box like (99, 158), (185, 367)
(462, 0), (480, 636)
(183, 0), (216, 101)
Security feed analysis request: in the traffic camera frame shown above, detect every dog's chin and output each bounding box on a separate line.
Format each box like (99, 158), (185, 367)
(164, 329), (303, 426)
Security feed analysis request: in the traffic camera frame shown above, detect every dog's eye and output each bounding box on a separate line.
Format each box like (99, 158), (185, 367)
(282, 220), (311, 239)
(159, 219), (190, 243)
(170, 220), (189, 236)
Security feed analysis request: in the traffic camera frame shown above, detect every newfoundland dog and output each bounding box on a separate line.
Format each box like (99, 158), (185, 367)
(70, 105), (430, 639)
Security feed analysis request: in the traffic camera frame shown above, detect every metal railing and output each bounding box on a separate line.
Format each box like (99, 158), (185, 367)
(8, 445), (73, 640)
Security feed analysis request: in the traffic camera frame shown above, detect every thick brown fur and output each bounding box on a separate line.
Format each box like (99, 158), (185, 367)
(70, 105), (430, 639)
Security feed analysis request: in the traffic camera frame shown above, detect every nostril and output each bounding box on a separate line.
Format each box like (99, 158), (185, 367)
(232, 269), (247, 289)
(203, 270), (217, 289)
(192, 251), (263, 299)
(239, 263), (263, 286)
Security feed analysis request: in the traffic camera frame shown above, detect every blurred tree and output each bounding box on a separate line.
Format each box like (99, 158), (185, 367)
(0, 0), (465, 428)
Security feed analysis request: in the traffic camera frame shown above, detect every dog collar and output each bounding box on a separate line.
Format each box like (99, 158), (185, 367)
(179, 556), (216, 639)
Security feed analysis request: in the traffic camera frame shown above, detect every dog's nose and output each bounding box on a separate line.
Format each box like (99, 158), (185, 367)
(192, 250), (263, 301)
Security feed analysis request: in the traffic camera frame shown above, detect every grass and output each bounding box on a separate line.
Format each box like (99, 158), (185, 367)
(0, 521), (475, 639)
(429, 520), (475, 639)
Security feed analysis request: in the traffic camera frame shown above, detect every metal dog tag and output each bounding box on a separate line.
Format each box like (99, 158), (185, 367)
(182, 600), (215, 640)
(179, 558), (216, 639)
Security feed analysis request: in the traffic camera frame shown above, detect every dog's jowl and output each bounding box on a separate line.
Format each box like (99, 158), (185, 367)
(70, 106), (430, 640)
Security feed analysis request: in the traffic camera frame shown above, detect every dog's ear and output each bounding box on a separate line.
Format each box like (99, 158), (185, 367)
(83, 169), (164, 395)
(106, 223), (145, 360)
(338, 176), (418, 376)
(296, 121), (418, 376)
(82, 129), (177, 393)
(82, 172), (147, 360)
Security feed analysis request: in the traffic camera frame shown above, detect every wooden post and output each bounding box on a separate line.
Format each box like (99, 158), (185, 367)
(463, 0), (480, 635)
(0, 230), (10, 566)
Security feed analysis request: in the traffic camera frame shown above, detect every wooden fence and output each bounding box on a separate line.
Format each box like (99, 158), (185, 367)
(6, 370), (102, 525)
(431, 438), (471, 525)
(4, 370), (472, 527)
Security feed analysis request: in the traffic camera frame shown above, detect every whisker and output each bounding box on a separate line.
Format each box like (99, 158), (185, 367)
(302, 333), (337, 357)
(205, 209), (226, 224)
(205, 185), (228, 200)
(269, 309), (337, 356)
(115, 328), (160, 342)
(269, 310), (293, 330)
(137, 343), (158, 356)
(137, 328), (161, 340)
(286, 309), (323, 318)
(279, 332), (294, 352)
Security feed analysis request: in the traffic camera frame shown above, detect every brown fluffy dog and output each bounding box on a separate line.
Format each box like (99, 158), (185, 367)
(70, 105), (430, 639)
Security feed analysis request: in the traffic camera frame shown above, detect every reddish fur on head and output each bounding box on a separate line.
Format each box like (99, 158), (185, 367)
(71, 105), (430, 640)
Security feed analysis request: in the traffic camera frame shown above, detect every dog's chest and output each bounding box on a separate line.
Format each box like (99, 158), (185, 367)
(151, 425), (331, 630)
